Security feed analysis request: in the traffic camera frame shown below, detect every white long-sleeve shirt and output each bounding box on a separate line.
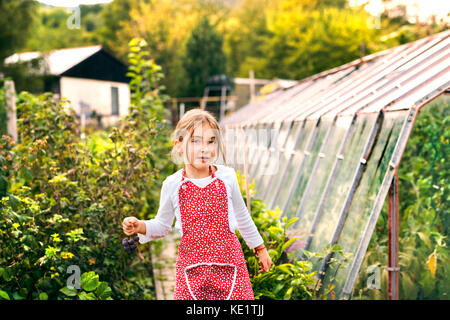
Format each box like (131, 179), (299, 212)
(137, 164), (264, 249)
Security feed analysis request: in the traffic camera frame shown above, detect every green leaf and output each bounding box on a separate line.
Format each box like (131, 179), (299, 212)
(80, 272), (100, 292)
(95, 282), (112, 300)
(284, 286), (294, 300)
(78, 291), (96, 300)
(60, 286), (78, 297)
(277, 264), (293, 275)
(128, 38), (138, 47)
(285, 217), (299, 229)
(417, 232), (432, 249)
(8, 194), (21, 210)
(12, 292), (25, 300)
(281, 237), (300, 252)
(19, 166), (33, 182)
(39, 292), (48, 300)
(0, 290), (10, 300)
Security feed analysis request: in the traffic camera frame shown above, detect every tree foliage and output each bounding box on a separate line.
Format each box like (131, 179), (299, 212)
(0, 0), (37, 61)
(181, 16), (227, 98)
(3, 0), (448, 97)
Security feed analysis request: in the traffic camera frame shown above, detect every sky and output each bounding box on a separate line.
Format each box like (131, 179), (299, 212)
(37, 0), (113, 7)
(350, 0), (449, 16)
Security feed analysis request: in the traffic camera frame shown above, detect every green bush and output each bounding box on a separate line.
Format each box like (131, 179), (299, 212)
(0, 38), (174, 300)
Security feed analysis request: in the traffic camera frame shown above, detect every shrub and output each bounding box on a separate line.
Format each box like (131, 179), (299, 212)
(0, 38), (174, 300)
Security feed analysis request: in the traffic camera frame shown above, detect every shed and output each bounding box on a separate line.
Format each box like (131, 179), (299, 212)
(4, 45), (130, 127)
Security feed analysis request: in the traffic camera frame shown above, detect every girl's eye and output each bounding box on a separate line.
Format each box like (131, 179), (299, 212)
(191, 139), (215, 144)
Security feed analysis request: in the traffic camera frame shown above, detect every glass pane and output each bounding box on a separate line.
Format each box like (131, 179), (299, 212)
(290, 116), (353, 244)
(255, 122), (282, 194)
(249, 124), (272, 181)
(284, 118), (332, 219)
(267, 121), (303, 209)
(238, 125), (256, 175)
(275, 120), (317, 214)
(248, 124), (264, 178)
(259, 122), (292, 198)
(308, 113), (379, 261)
(226, 126), (239, 171)
(223, 127), (236, 169)
(285, 121), (303, 152)
(321, 110), (407, 298)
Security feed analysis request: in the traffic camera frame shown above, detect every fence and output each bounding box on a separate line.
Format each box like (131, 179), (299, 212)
(1, 80), (18, 142)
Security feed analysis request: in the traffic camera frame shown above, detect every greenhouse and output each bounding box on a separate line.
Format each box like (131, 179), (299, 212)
(220, 29), (449, 299)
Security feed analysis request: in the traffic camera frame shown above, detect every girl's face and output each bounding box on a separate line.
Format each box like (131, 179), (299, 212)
(178, 122), (218, 169)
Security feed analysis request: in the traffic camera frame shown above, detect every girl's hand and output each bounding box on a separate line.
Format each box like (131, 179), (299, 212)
(255, 247), (272, 273)
(122, 216), (145, 236)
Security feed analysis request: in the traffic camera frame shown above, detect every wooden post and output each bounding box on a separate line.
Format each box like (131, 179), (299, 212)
(171, 98), (178, 125)
(220, 86), (227, 122)
(388, 172), (400, 300)
(5, 80), (18, 142)
(201, 87), (209, 110)
(249, 70), (255, 103)
(180, 103), (185, 119)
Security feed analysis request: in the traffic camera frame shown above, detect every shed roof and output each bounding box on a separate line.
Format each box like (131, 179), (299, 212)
(4, 45), (103, 75)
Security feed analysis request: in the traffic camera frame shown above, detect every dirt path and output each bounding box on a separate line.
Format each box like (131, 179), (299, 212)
(150, 230), (180, 300)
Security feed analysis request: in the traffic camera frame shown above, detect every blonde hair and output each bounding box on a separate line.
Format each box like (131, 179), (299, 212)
(171, 108), (227, 166)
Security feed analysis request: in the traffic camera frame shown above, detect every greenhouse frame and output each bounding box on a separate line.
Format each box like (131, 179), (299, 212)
(220, 29), (450, 299)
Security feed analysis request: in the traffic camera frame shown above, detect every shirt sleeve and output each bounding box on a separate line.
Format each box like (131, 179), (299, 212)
(230, 167), (264, 249)
(138, 179), (175, 244)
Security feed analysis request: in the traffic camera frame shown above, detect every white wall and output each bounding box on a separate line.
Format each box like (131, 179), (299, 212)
(60, 76), (130, 126)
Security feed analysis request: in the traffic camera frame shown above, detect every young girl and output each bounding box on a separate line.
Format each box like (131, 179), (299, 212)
(122, 108), (272, 300)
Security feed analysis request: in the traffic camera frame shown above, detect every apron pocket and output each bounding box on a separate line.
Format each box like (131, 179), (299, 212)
(184, 263), (237, 300)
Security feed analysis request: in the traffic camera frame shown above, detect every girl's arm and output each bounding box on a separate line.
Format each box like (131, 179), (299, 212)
(230, 168), (272, 272)
(230, 168), (264, 249)
(135, 179), (175, 244)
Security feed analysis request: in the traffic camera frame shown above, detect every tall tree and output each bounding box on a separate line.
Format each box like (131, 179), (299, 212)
(116, 0), (230, 97)
(228, 0), (378, 80)
(221, 0), (272, 77)
(181, 16), (227, 98)
(23, 6), (102, 52)
(99, 0), (143, 61)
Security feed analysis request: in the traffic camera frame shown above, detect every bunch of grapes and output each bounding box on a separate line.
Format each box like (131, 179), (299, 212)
(122, 235), (139, 254)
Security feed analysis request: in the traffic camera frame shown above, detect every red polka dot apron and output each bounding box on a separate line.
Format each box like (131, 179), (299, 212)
(174, 165), (254, 300)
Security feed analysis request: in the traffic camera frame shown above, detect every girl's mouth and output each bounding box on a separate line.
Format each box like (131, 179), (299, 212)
(199, 157), (209, 162)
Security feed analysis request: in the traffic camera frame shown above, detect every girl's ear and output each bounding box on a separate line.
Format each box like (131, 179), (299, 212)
(174, 140), (183, 154)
